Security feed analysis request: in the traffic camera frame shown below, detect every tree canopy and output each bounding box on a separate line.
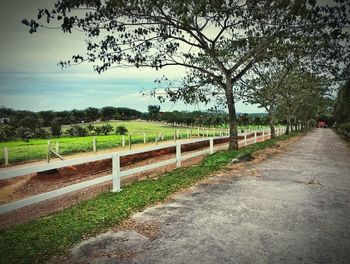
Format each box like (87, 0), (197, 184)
(23, 0), (350, 149)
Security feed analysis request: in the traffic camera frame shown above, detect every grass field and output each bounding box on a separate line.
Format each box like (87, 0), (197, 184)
(0, 121), (268, 166)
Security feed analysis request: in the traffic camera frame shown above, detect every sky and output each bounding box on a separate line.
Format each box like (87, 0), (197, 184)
(0, 0), (261, 113)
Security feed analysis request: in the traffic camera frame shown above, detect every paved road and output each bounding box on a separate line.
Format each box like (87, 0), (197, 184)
(71, 129), (350, 264)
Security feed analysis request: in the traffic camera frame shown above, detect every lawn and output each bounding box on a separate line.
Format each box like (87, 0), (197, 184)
(0, 130), (302, 264)
(0, 121), (269, 165)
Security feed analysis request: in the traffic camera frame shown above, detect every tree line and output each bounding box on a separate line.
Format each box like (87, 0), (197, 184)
(0, 105), (270, 141)
(333, 79), (350, 133)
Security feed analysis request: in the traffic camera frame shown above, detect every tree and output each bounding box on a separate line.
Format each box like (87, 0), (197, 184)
(51, 121), (62, 137)
(23, 0), (350, 149)
(333, 79), (350, 124)
(148, 105), (161, 121)
(101, 107), (117, 121)
(85, 107), (100, 122)
(115, 126), (128, 135)
(100, 124), (113, 135)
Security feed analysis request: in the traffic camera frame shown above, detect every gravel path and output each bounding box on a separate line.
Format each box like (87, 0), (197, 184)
(69, 129), (350, 264)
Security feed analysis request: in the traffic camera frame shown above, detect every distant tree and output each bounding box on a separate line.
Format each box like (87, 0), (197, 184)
(66, 127), (76, 137)
(100, 124), (113, 135)
(0, 124), (16, 140)
(86, 123), (95, 135)
(34, 127), (51, 138)
(50, 121), (62, 137)
(16, 126), (33, 141)
(85, 107), (100, 122)
(94, 126), (102, 136)
(148, 105), (161, 121)
(101, 107), (117, 121)
(115, 126), (128, 135)
(71, 109), (85, 123)
(38, 111), (56, 126)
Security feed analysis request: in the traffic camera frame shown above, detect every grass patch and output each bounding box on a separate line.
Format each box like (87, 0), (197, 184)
(0, 131), (302, 263)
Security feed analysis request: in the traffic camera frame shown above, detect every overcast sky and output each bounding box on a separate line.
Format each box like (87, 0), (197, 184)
(0, 0), (261, 113)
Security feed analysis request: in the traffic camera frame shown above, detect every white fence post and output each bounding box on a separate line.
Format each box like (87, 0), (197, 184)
(176, 142), (181, 168)
(56, 142), (59, 155)
(209, 137), (214, 154)
(122, 135), (125, 148)
(254, 131), (257, 143)
(93, 137), (97, 153)
(197, 128), (200, 137)
(112, 153), (121, 192)
(262, 130), (265, 141)
(4, 147), (8, 166)
(244, 133), (247, 146)
(206, 130), (209, 137)
(128, 134), (132, 150)
(155, 134), (158, 145)
(143, 132), (146, 144)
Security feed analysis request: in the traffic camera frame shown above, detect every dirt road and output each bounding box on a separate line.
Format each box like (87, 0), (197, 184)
(68, 129), (350, 264)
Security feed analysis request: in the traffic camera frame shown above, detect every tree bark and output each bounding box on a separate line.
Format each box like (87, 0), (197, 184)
(268, 111), (276, 138)
(225, 79), (239, 150)
(286, 116), (291, 134)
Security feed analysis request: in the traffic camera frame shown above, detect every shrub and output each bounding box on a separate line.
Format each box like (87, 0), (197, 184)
(115, 125), (128, 135)
(33, 127), (51, 138)
(50, 122), (62, 137)
(339, 122), (350, 133)
(100, 124), (113, 135)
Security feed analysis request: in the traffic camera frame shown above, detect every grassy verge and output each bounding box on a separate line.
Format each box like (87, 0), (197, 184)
(0, 131), (303, 263)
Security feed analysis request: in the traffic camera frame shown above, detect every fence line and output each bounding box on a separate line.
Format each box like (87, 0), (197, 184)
(0, 127), (286, 214)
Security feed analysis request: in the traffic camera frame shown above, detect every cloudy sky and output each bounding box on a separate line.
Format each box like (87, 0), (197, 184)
(0, 0), (261, 113)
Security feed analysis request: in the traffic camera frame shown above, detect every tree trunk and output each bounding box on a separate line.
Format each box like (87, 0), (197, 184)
(225, 79), (239, 150)
(268, 111), (276, 138)
(286, 116), (291, 134)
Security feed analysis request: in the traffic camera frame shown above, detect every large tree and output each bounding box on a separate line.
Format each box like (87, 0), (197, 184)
(23, 0), (350, 149)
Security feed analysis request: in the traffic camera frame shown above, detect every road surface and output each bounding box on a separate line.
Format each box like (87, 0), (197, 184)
(70, 129), (350, 264)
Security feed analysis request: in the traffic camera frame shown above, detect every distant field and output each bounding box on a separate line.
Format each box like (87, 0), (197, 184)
(1, 121), (259, 166)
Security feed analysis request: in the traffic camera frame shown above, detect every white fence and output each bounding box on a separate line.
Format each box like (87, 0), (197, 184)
(0, 127), (286, 214)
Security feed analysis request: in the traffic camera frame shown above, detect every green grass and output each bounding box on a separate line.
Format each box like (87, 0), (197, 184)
(0, 121), (270, 165)
(0, 131), (302, 264)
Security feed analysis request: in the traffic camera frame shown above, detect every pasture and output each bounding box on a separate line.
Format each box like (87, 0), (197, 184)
(0, 121), (263, 166)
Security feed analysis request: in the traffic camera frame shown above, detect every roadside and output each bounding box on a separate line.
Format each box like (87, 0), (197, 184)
(57, 128), (350, 264)
(0, 131), (302, 264)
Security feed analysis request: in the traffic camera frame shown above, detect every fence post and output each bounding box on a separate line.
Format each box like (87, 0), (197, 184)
(176, 142), (181, 168)
(206, 130), (209, 137)
(209, 137), (214, 154)
(155, 134), (158, 145)
(161, 132), (164, 140)
(112, 153), (121, 192)
(190, 129), (192, 139)
(244, 133), (247, 146)
(55, 141), (59, 155)
(128, 134), (132, 150)
(174, 131), (177, 141)
(143, 132), (146, 144)
(177, 129), (180, 138)
(4, 147), (8, 166)
(47, 140), (51, 163)
(187, 129), (189, 138)
(93, 137), (97, 153)
(254, 131), (257, 143)
(197, 128), (200, 137)
(262, 130), (265, 141)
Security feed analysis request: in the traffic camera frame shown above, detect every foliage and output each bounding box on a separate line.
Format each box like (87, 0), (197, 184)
(333, 79), (350, 124)
(0, 131), (303, 264)
(100, 124), (113, 135)
(50, 122), (62, 137)
(22, 0), (350, 150)
(115, 126), (128, 135)
(148, 105), (160, 120)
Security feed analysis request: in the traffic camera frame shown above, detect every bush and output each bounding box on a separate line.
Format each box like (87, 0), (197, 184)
(16, 126), (33, 141)
(115, 125), (128, 135)
(100, 124), (113, 135)
(33, 127), (51, 139)
(339, 122), (350, 133)
(65, 125), (88, 137)
(50, 122), (62, 137)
